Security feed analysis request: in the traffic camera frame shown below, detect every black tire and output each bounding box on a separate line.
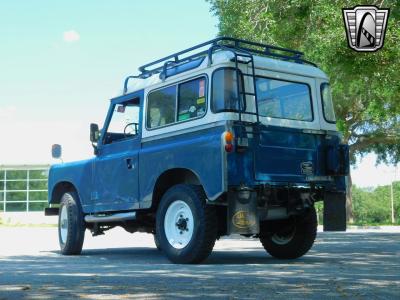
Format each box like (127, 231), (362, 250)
(153, 233), (162, 251)
(259, 207), (317, 259)
(156, 184), (218, 264)
(58, 191), (86, 255)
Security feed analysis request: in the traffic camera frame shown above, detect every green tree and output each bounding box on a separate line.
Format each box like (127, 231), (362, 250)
(352, 182), (400, 224)
(207, 0), (400, 220)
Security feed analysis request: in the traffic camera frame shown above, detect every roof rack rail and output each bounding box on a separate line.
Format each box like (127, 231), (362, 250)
(123, 37), (316, 94)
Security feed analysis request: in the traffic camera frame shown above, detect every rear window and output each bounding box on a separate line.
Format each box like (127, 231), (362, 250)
(212, 68), (245, 113)
(147, 76), (207, 129)
(255, 77), (313, 122)
(321, 83), (336, 123)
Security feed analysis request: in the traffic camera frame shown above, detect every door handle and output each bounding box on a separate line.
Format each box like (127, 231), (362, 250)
(125, 158), (133, 169)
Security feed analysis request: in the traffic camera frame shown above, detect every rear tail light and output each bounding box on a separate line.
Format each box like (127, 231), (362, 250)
(225, 143), (233, 153)
(224, 131), (233, 143)
(223, 131), (234, 153)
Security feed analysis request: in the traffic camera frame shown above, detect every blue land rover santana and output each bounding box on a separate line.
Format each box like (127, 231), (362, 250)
(46, 37), (349, 264)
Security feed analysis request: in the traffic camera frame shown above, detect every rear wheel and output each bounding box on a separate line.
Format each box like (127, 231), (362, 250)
(58, 191), (85, 255)
(153, 233), (161, 251)
(156, 184), (218, 264)
(259, 207), (317, 259)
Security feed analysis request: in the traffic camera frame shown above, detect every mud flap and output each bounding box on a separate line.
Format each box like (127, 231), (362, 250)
(228, 189), (259, 234)
(323, 192), (346, 231)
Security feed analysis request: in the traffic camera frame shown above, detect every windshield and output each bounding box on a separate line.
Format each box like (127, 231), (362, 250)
(321, 83), (336, 123)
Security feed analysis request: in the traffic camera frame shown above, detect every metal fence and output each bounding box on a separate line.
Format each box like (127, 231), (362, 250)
(0, 165), (49, 212)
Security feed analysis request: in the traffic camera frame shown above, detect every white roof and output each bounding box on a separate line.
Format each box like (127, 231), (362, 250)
(121, 51), (328, 97)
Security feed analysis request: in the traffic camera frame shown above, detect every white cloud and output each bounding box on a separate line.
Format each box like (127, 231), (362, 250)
(63, 30), (80, 43)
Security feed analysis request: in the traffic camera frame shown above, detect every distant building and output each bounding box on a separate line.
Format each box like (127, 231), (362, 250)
(0, 165), (49, 212)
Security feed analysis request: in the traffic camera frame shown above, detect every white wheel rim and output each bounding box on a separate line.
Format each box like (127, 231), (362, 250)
(164, 200), (194, 249)
(60, 205), (69, 244)
(271, 229), (295, 245)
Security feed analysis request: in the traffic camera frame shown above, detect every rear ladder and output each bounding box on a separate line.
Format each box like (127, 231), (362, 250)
(208, 42), (260, 136)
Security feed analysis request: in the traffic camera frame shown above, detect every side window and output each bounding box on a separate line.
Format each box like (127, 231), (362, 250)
(146, 76), (207, 129)
(147, 86), (176, 128)
(212, 68), (245, 113)
(178, 77), (206, 121)
(321, 83), (336, 123)
(255, 77), (313, 122)
(104, 99), (140, 144)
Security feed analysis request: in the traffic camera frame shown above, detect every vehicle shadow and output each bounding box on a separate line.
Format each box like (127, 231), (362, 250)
(42, 231), (399, 265)
(0, 232), (399, 299)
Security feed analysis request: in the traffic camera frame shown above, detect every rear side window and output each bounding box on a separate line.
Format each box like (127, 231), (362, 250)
(321, 83), (336, 123)
(255, 77), (313, 122)
(178, 78), (206, 121)
(212, 68), (245, 113)
(147, 76), (207, 129)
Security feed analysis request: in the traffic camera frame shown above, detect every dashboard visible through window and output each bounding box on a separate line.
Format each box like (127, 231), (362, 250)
(103, 99), (140, 144)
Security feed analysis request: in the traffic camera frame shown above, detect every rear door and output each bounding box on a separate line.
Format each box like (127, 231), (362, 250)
(252, 70), (323, 182)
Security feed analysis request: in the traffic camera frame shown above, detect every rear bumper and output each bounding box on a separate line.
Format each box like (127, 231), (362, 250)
(224, 185), (347, 235)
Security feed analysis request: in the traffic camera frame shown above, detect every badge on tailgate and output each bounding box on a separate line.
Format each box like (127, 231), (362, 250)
(301, 161), (314, 175)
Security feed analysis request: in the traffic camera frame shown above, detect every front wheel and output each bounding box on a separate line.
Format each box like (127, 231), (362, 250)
(259, 207), (317, 259)
(58, 191), (85, 255)
(156, 184), (218, 264)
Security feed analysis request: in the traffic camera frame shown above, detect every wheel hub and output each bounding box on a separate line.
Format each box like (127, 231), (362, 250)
(271, 227), (296, 245)
(164, 200), (194, 249)
(176, 217), (189, 232)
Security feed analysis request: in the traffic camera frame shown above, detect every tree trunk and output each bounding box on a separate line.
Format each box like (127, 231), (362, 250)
(346, 173), (354, 223)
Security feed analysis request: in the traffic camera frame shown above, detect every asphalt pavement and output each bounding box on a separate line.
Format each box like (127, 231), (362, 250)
(0, 227), (399, 299)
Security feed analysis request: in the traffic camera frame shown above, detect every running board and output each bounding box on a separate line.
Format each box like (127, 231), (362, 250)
(84, 212), (136, 223)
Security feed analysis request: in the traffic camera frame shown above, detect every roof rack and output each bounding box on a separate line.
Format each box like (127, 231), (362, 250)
(123, 37), (316, 94)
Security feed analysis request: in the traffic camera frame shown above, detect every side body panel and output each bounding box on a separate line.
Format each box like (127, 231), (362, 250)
(139, 124), (226, 208)
(47, 159), (94, 213)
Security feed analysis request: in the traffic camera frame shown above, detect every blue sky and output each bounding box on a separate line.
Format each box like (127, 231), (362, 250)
(0, 0), (217, 121)
(0, 1), (397, 187)
(0, 0), (217, 163)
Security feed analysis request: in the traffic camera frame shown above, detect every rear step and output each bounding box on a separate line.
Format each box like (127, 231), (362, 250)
(84, 212), (136, 223)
